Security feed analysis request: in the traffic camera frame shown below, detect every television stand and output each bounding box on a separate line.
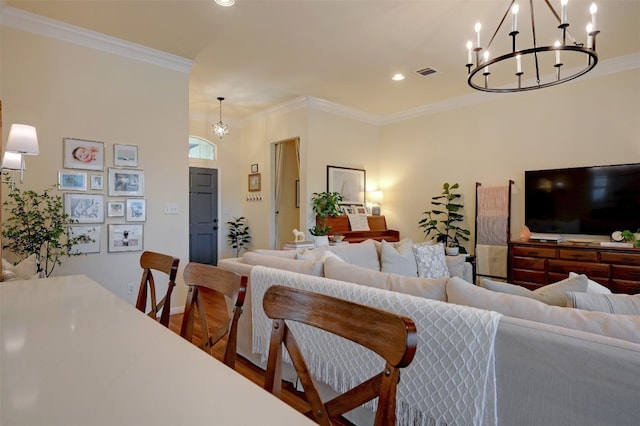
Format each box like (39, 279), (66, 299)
(508, 240), (640, 294)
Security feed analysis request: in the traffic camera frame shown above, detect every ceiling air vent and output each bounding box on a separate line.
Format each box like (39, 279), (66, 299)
(415, 67), (438, 77)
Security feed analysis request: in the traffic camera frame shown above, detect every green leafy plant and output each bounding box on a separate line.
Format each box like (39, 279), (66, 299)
(418, 182), (471, 253)
(227, 216), (251, 257)
(2, 185), (84, 277)
(309, 191), (344, 236)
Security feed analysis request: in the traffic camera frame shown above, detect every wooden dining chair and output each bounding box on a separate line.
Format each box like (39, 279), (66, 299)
(262, 285), (417, 426)
(135, 251), (180, 328)
(179, 262), (248, 368)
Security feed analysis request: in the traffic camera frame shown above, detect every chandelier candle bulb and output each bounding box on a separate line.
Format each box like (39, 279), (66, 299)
(475, 22), (481, 48)
(590, 3), (597, 31)
(561, 0), (568, 25)
(555, 41), (561, 65)
(511, 4), (519, 32)
(467, 41), (473, 64)
(586, 23), (593, 48)
(483, 51), (490, 73)
(516, 54), (522, 73)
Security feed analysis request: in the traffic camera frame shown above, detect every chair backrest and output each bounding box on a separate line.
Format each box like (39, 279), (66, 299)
(262, 285), (417, 425)
(136, 251), (180, 328)
(179, 262), (248, 368)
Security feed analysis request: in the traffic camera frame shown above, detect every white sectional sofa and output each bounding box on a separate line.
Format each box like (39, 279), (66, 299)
(218, 239), (640, 425)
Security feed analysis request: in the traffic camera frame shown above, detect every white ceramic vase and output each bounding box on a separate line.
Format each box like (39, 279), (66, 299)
(445, 246), (459, 256)
(314, 235), (329, 247)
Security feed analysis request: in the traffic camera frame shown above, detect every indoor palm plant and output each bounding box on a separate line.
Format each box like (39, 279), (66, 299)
(227, 216), (252, 257)
(309, 191), (343, 244)
(2, 184), (84, 277)
(418, 182), (470, 254)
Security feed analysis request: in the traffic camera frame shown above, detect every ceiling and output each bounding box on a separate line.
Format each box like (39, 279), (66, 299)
(4, 0), (639, 122)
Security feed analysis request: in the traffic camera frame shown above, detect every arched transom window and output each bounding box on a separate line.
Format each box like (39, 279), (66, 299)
(188, 136), (216, 160)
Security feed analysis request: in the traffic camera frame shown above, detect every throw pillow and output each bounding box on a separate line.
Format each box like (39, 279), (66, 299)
(324, 256), (447, 300)
(566, 292), (640, 315)
(446, 276), (640, 344)
(328, 239), (380, 271)
(12, 254), (38, 280)
(254, 249), (298, 259)
(243, 252), (323, 276)
(412, 243), (450, 279)
(569, 272), (611, 294)
(480, 274), (588, 306)
(380, 239), (418, 276)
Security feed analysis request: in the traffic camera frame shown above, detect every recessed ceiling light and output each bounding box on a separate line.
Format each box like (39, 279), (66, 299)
(214, 0), (235, 6)
(391, 73), (405, 81)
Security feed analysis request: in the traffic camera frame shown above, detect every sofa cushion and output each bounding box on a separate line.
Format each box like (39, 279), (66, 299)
(380, 239), (418, 276)
(569, 271), (612, 294)
(566, 292), (640, 315)
(412, 243), (449, 279)
(324, 256), (447, 300)
(1, 254), (38, 281)
(242, 252), (323, 276)
(327, 239), (380, 271)
(480, 274), (589, 306)
(447, 277), (640, 344)
(254, 249), (298, 259)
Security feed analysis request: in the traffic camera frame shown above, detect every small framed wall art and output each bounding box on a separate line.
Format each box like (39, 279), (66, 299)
(63, 138), (105, 171)
(108, 224), (143, 253)
(68, 225), (101, 254)
(64, 193), (105, 223)
(107, 201), (125, 217)
(114, 144), (138, 167)
(251, 163), (259, 173)
(108, 168), (144, 196)
(125, 198), (146, 222)
(58, 171), (87, 191)
(90, 174), (103, 190)
(248, 173), (261, 192)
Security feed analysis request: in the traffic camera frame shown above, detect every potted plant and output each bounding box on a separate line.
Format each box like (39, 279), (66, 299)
(418, 182), (471, 255)
(2, 184), (85, 277)
(227, 216), (251, 257)
(309, 191), (343, 246)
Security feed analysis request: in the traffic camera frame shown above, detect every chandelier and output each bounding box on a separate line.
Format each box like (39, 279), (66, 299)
(466, 0), (600, 92)
(212, 97), (229, 138)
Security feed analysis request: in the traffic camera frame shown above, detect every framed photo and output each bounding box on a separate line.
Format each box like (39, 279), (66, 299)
(248, 173), (261, 192)
(107, 201), (125, 217)
(251, 163), (259, 173)
(68, 225), (101, 254)
(342, 205), (351, 215)
(108, 168), (144, 196)
(58, 171), (87, 191)
(295, 180), (300, 208)
(126, 198), (146, 222)
(114, 144), (138, 167)
(327, 165), (366, 205)
(108, 224), (143, 252)
(90, 174), (103, 190)
(63, 138), (105, 171)
(64, 193), (105, 223)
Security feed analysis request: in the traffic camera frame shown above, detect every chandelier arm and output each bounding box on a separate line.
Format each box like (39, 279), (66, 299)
(487, 0), (516, 50)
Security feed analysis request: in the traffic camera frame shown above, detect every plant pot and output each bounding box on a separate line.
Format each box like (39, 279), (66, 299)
(313, 235), (329, 247)
(445, 246), (459, 256)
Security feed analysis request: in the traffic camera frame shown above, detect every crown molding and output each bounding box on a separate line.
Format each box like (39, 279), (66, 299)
(380, 53), (640, 125)
(1, 7), (194, 74)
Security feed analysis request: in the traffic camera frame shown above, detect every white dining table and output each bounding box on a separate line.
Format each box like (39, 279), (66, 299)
(1, 274), (314, 426)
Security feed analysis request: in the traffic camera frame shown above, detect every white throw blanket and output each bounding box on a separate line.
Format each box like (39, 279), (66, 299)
(250, 266), (502, 426)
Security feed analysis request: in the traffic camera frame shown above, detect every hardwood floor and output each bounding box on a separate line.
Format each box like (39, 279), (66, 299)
(168, 288), (316, 419)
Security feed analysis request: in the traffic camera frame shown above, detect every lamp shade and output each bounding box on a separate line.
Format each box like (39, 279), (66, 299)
(6, 124), (39, 155)
(369, 190), (384, 204)
(1, 152), (23, 170)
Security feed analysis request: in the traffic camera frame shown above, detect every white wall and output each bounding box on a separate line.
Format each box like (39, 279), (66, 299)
(1, 26), (191, 308)
(380, 69), (640, 251)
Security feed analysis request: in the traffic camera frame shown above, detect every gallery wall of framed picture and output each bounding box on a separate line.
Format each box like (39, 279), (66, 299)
(59, 137), (146, 254)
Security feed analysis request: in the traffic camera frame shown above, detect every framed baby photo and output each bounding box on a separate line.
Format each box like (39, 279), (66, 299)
(63, 138), (105, 171)
(114, 144), (138, 167)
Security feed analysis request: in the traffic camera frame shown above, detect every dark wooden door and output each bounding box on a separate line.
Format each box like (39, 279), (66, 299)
(189, 167), (218, 265)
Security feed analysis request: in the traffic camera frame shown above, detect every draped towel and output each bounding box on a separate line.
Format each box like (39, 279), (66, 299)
(250, 266), (502, 426)
(476, 186), (510, 217)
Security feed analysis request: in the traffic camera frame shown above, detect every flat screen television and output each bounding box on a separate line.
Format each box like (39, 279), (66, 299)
(525, 163), (640, 235)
